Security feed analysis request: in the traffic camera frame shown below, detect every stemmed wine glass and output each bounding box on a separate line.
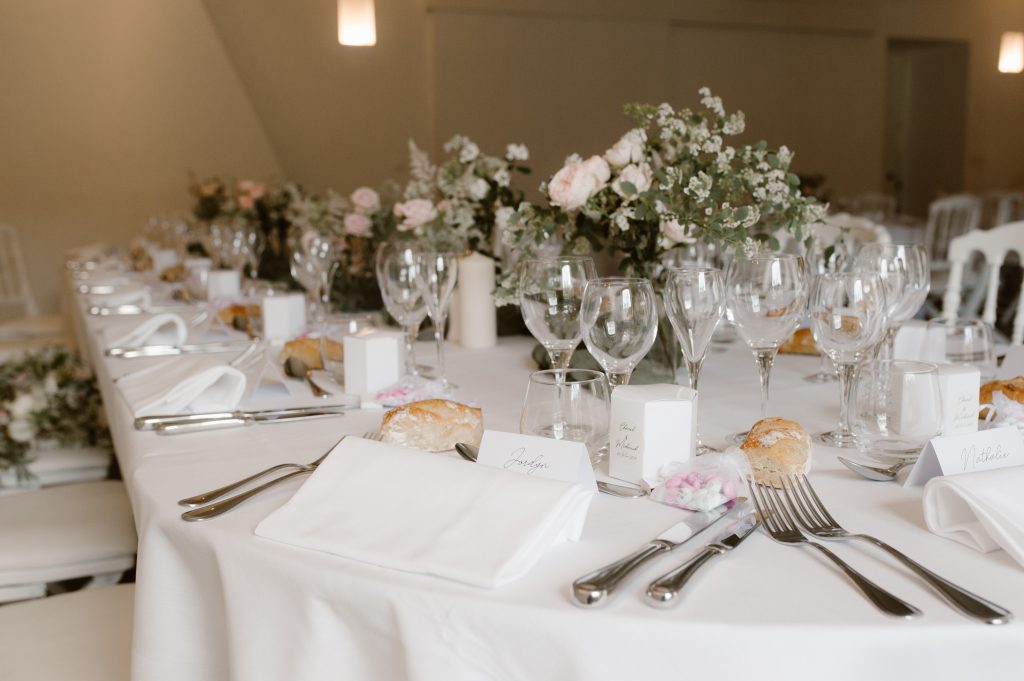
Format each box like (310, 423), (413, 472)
(854, 243), (928, 359)
(803, 238), (849, 383)
(519, 256), (597, 377)
(415, 252), (459, 390)
(376, 243), (428, 379)
(663, 267), (724, 454)
(725, 254), (807, 439)
(808, 271), (888, 448)
(580, 277), (659, 388)
(291, 233), (341, 323)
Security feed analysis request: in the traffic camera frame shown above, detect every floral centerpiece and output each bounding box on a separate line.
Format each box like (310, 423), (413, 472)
(0, 348), (111, 484)
(497, 87), (827, 303)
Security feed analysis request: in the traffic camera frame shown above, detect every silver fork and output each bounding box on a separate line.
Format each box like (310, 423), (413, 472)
(781, 474), (1012, 625)
(748, 480), (921, 619)
(180, 432), (377, 521)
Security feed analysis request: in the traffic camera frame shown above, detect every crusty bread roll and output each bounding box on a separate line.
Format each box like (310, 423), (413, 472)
(740, 417), (812, 487)
(980, 377), (1024, 419)
(217, 304), (261, 326)
(279, 336), (343, 371)
(160, 263), (186, 283)
(380, 399), (483, 452)
(779, 328), (818, 355)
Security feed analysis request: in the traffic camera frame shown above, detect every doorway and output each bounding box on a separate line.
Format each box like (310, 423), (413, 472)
(884, 39), (969, 217)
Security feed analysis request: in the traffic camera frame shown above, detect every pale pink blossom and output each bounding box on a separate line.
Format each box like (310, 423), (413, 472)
(612, 163), (654, 197)
(394, 198), (438, 231)
(350, 187), (380, 213)
(548, 155), (609, 211)
(343, 212), (372, 237)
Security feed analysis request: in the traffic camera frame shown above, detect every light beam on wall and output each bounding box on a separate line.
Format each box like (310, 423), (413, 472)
(338, 0), (376, 46)
(999, 31), (1023, 73)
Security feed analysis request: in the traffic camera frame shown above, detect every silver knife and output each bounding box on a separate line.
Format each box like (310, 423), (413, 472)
(571, 501), (743, 607)
(135, 405), (354, 431)
(153, 407), (353, 434)
(106, 342), (252, 359)
(644, 513), (759, 608)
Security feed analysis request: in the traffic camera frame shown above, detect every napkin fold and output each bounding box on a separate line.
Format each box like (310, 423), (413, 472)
(255, 437), (594, 588)
(103, 312), (188, 349)
(116, 354), (247, 417)
(88, 283), (151, 308)
(923, 467), (1024, 569)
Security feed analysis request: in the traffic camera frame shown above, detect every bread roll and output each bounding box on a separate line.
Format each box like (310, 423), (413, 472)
(279, 336), (343, 371)
(217, 304), (261, 326)
(160, 263), (186, 283)
(740, 417), (812, 486)
(779, 328), (818, 355)
(980, 377), (1024, 419)
(380, 399), (483, 452)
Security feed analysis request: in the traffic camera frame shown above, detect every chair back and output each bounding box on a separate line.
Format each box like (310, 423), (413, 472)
(926, 194), (982, 262)
(943, 220), (1024, 344)
(994, 192), (1024, 227)
(0, 224), (39, 318)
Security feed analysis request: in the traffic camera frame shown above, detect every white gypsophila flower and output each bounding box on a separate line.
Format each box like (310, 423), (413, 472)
(7, 393), (37, 420)
(698, 86), (726, 118)
(777, 145), (793, 166)
(612, 207), (635, 232)
(494, 206), (515, 233)
(468, 177), (490, 200)
(7, 418), (36, 443)
(493, 167), (510, 187)
(43, 373), (59, 396)
(684, 172), (713, 202)
(459, 141), (480, 164)
(505, 144), (529, 162)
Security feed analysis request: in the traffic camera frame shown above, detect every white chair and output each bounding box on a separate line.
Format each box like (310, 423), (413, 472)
(0, 224), (66, 340)
(993, 192), (1024, 227)
(0, 480), (136, 603)
(943, 221), (1024, 344)
(925, 194), (983, 262)
(0, 583), (133, 681)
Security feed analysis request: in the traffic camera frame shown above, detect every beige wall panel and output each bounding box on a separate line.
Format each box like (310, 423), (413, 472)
(668, 25), (885, 198)
(0, 0), (280, 314)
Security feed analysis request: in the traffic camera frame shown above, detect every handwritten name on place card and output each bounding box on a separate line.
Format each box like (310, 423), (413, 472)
(476, 430), (597, 492)
(904, 426), (1024, 487)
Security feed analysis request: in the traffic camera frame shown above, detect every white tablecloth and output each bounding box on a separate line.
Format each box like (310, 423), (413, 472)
(72, 284), (1024, 681)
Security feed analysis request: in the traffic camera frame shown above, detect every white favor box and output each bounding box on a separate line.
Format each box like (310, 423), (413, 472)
(207, 270), (241, 300)
(893, 320), (945, 362)
(343, 330), (404, 395)
(261, 293), (306, 341)
(936, 363), (980, 435)
(609, 384), (697, 485)
(149, 248), (179, 273)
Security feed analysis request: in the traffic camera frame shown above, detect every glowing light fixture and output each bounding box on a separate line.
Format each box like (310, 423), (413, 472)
(998, 31), (1023, 73)
(338, 0), (376, 46)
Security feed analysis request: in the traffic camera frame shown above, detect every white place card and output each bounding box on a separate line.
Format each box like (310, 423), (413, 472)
(996, 345), (1024, 380)
(904, 426), (1024, 487)
(476, 430), (597, 492)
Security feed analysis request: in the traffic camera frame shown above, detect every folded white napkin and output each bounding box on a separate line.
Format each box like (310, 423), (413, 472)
(116, 354), (247, 417)
(923, 467), (1024, 569)
(255, 437), (594, 588)
(103, 312), (188, 349)
(88, 283), (152, 308)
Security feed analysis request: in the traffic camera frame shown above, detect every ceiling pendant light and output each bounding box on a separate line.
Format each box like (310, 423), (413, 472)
(998, 31), (1023, 73)
(338, 0), (376, 46)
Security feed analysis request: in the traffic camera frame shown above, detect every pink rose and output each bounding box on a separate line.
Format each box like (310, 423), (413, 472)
(350, 187), (380, 213)
(605, 129), (646, 168)
(581, 155), (611, 185)
(199, 181), (220, 197)
(343, 212), (372, 237)
(660, 218), (695, 244)
(394, 198), (438, 230)
(612, 163), (653, 197)
(548, 155), (609, 211)
(237, 180), (267, 199)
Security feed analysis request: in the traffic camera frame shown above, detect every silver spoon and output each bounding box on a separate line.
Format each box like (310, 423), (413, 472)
(455, 443), (648, 498)
(837, 455), (915, 481)
(284, 356), (331, 398)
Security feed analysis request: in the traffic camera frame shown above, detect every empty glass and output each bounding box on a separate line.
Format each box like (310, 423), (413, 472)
(291, 233), (341, 323)
(376, 243), (428, 379)
(725, 254), (807, 436)
(415, 251), (459, 390)
(809, 272), (888, 448)
(853, 360), (942, 458)
(520, 369), (611, 464)
(854, 243), (929, 359)
(519, 256), (597, 377)
(580, 277), (659, 387)
(663, 267), (724, 453)
(928, 318), (997, 381)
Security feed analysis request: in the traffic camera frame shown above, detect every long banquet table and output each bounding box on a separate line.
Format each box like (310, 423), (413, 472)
(71, 285), (1024, 681)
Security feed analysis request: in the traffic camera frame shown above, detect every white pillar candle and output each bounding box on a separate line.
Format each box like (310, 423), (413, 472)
(456, 252), (497, 349)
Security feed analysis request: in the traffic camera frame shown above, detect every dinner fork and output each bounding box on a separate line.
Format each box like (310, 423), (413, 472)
(748, 480), (921, 618)
(780, 474), (1012, 625)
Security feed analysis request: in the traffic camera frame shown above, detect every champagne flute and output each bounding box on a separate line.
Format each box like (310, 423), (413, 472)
(809, 271), (888, 448)
(376, 243), (428, 378)
(854, 243), (928, 359)
(415, 251), (458, 389)
(580, 277), (659, 388)
(725, 254), (807, 439)
(663, 267), (724, 453)
(519, 256), (597, 377)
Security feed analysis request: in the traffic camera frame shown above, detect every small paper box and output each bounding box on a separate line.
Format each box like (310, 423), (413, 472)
(261, 293), (306, 342)
(936, 363), (980, 435)
(609, 384), (697, 486)
(206, 270), (241, 301)
(149, 248), (179, 273)
(893, 320), (945, 362)
(343, 330), (404, 395)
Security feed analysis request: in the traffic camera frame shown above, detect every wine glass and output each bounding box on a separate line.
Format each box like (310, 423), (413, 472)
(520, 369), (611, 465)
(414, 251), (459, 390)
(663, 267), (724, 453)
(518, 256), (597, 377)
(804, 239), (848, 383)
(376, 243), (428, 379)
(291, 233), (340, 323)
(853, 359), (942, 458)
(808, 271), (888, 448)
(725, 254), (807, 438)
(854, 243), (928, 359)
(580, 277), (659, 388)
